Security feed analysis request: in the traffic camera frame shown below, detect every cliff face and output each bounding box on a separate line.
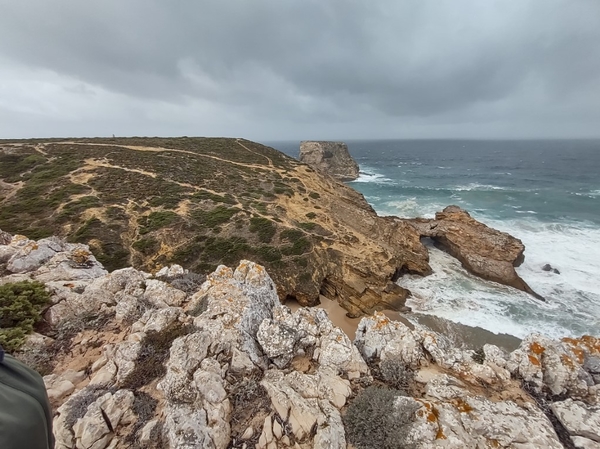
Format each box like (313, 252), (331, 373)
(2, 237), (599, 449)
(0, 137), (429, 315)
(299, 141), (360, 182)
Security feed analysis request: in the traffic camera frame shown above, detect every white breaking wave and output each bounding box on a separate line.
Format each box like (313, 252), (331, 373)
(351, 168), (394, 184)
(402, 235), (600, 339)
(380, 199), (446, 219)
(453, 183), (509, 191)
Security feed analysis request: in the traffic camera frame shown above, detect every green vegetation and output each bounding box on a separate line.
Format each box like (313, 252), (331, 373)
(281, 237), (310, 256)
(70, 218), (129, 271)
(305, 212), (317, 219)
(132, 237), (159, 255)
(343, 386), (418, 449)
(0, 281), (51, 352)
(147, 181), (186, 209)
(298, 222), (316, 231)
(138, 211), (180, 235)
(309, 192), (321, 199)
(379, 358), (414, 392)
(249, 217), (276, 243)
(0, 153), (46, 182)
(57, 196), (101, 222)
(280, 229), (304, 242)
(191, 191), (237, 205)
(190, 205), (239, 229)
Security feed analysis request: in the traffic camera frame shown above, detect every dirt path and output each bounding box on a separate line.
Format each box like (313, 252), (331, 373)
(53, 141), (272, 171)
(236, 139), (273, 167)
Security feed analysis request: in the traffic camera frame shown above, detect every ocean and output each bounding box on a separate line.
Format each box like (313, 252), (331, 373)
(267, 139), (600, 340)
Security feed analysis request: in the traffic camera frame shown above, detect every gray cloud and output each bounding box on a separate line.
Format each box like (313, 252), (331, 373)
(0, 0), (599, 139)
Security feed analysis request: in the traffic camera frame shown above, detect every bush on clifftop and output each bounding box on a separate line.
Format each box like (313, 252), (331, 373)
(0, 281), (51, 352)
(343, 385), (417, 449)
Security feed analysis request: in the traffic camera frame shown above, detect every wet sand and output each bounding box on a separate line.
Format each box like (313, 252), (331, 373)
(286, 296), (521, 352)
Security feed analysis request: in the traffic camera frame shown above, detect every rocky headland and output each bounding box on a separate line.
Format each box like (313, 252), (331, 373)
(0, 138), (544, 319)
(0, 137), (429, 316)
(1, 232), (599, 449)
(299, 141), (360, 182)
(405, 205), (544, 300)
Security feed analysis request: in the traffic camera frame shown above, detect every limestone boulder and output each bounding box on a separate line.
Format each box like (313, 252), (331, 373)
(551, 399), (600, 444)
(406, 373), (563, 449)
(507, 334), (600, 402)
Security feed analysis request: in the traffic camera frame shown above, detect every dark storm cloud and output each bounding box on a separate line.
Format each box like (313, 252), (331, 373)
(0, 0), (599, 138)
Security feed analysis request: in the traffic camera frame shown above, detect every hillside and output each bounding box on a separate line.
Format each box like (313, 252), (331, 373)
(0, 137), (430, 315)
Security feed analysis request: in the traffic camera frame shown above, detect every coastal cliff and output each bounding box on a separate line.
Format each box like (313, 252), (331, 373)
(1, 234), (599, 449)
(0, 137), (428, 316)
(299, 141), (360, 182)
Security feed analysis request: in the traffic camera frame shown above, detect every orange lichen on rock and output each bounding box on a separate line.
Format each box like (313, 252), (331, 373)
(454, 398), (474, 413)
(436, 427), (447, 440)
(561, 354), (576, 370)
(562, 335), (600, 355)
(528, 355), (540, 366)
(373, 313), (391, 330)
(488, 439), (501, 448)
(530, 342), (545, 355)
(571, 347), (586, 364)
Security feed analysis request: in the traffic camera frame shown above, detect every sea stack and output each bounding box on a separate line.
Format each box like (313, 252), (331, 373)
(299, 141), (360, 181)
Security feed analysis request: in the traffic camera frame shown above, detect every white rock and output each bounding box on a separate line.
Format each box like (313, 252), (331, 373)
(571, 436), (600, 449)
(144, 279), (187, 307)
(6, 237), (62, 273)
(156, 264), (187, 278)
(551, 399), (600, 443)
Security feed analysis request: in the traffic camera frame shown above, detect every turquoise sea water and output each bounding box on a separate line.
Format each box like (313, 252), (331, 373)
(267, 140), (600, 339)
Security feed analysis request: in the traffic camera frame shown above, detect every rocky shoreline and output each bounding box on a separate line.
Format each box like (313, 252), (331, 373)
(1, 231), (599, 449)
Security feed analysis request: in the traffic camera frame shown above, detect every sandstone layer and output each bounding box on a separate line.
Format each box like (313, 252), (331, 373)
(405, 205), (544, 300)
(299, 141), (359, 182)
(1, 235), (599, 449)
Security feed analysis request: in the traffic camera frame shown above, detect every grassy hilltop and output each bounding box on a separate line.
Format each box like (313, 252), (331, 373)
(0, 137), (429, 312)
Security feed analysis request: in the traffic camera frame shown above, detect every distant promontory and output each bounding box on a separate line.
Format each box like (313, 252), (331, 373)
(299, 141), (359, 182)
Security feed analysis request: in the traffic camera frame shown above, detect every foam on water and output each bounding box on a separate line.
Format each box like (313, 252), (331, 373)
(399, 214), (600, 339)
(353, 170), (394, 184)
(401, 238), (600, 339)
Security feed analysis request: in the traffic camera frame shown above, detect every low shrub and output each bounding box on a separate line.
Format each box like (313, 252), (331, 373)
(0, 281), (51, 352)
(472, 347), (486, 364)
(380, 357), (414, 393)
(249, 217), (276, 243)
(343, 386), (417, 449)
(121, 323), (190, 390)
(161, 272), (206, 296)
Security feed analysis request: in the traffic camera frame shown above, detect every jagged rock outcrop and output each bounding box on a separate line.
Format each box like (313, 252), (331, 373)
(299, 141), (360, 182)
(356, 312), (600, 448)
(3, 232), (599, 449)
(405, 205), (544, 300)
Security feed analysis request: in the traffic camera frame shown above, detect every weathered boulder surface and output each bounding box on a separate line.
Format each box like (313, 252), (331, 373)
(299, 141), (360, 181)
(3, 231), (599, 449)
(405, 205), (544, 300)
(357, 312), (600, 448)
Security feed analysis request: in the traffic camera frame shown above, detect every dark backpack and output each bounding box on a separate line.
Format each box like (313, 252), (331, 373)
(0, 348), (55, 449)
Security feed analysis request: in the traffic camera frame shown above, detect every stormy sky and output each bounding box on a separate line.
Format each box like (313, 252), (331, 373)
(1, 0), (599, 140)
